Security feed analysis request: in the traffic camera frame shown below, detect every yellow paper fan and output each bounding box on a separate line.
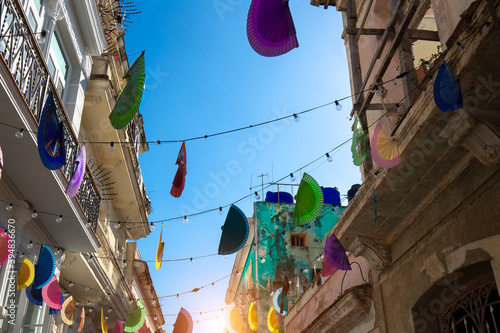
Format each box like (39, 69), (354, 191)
(156, 224), (165, 270)
(17, 258), (35, 290)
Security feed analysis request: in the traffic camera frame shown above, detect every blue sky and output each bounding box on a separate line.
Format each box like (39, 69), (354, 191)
(124, 1), (360, 332)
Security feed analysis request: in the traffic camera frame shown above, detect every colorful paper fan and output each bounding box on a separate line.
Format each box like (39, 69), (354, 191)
(65, 143), (86, 197)
(156, 223), (165, 270)
(325, 233), (351, 271)
(114, 319), (124, 333)
(351, 117), (368, 166)
(124, 300), (146, 332)
(267, 307), (280, 333)
(17, 258), (35, 289)
(321, 254), (336, 277)
(26, 285), (43, 305)
(37, 92), (66, 170)
(78, 307), (85, 332)
(247, 0), (298, 56)
(0, 229), (11, 267)
(33, 244), (55, 289)
(370, 121), (401, 169)
(49, 293), (63, 314)
(0, 145), (3, 179)
(61, 296), (76, 325)
(109, 51), (146, 129)
(434, 61), (463, 112)
(170, 141), (187, 198)
(293, 173), (324, 226)
(225, 303), (246, 333)
(272, 288), (288, 316)
(218, 205), (250, 255)
(173, 307), (193, 333)
(102, 309), (108, 332)
(42, 275), (62, 309)
(248, 302), (258, 331)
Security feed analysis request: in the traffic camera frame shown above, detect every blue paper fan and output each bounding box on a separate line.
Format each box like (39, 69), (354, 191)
(37, 92), (66, 170)
(433, 61), (463, 112)
(49, 293), (64, 315)
(26, 284), (43, 306)
(33, 244), (55, 290)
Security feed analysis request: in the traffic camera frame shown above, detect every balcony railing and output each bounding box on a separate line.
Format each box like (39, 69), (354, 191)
(0, 0), (101, 230)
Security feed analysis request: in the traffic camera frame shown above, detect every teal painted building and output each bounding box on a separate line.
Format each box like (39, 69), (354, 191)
(226, 200), (345, 332)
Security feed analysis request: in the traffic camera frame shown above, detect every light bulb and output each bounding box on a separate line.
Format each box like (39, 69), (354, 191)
(86, 221), (92, 227)
(189, 258), (193, 264)
(374, 86), (381, 96)
(223, 255), (227, 260)
(63, 292), (70, 297)
(19, 252), (24, 258)
(36, 30), (47, 44)
(149, 222), (155, 231)
(54, 248), (61, 255)
(326, 153), (333, 162)
(27, 241), (33, 249)
(129, 299), (134, 305)
(154, 315), (158, 320)
(317, 256), (321, 262)
(89, 308), (93, 313)
(457, 42), (466, 51)
(6, 203), (12, 211)
(290, 173), (295, 182)
(85, 287), (90, 292)
(155, 140), (161, 146)
(303, 268), (309, 273)
(293, 113), (300, 122)
(176, 294), (180, 300)
(122, 260), (127, 268)
(236, 272), (241, 277)
(56, 215), (63, 223)
(69, 282), (73, 287)
(218, 207), (223, 216)
(183, 216), (189, 224)
(75, 300), (79, 306)
(310, 221), (315, 227)
(108, 142), (115, 152)
(396, 104), (404, 113)
(87, 300), (91, 306)
(212, 282), (216, 289)
(108, 308), (112, 313)
(15, 129), (24, 139)
(260, 257), (265, 264)
(106, 294), (110, 300)
(152, 300), (156, 305)
(105, 315), (109, 320)
(335, 100), (342, 111)
(355, 190), (361, 196)
(285, 242), (289, 249)
(114, 222), (121, 229)
(31, 210), (38, 219)
(254, 191), (261, 200)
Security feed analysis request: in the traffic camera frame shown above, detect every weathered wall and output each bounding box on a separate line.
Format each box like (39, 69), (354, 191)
(253, 201), (345, 332)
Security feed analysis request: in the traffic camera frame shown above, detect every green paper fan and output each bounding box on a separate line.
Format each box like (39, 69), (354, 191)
(123, 300), (146, 332)
(293, 173), (324, 225)
(351, 117), (368, 166)
(109, 51), (146, 130)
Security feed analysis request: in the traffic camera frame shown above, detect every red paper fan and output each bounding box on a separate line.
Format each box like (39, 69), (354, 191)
(170, 141), (187, 198)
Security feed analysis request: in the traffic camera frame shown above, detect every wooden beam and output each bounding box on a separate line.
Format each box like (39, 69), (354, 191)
(356, 0), (374, 40)
(357, 0), (421, 120)
(346, 27), (438, 41)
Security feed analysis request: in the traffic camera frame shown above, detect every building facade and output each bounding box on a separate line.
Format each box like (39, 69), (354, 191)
(0, 0), (159, 331)
(225, 198), (345, 332)
(284, 0), (500, 332)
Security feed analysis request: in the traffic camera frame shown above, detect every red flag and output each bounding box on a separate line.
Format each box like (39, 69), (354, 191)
(170, 141), (187, 198)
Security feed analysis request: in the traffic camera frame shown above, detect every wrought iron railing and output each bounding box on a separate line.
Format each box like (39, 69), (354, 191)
(0, 0), (101, 231)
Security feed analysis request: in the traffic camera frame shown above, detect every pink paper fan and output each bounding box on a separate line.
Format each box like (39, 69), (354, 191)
(42, 276), (62, 309)
(370, 121), (401, 168)
(114, 319), (124, 333)
(0, 230), (11, 266)
(0, 145), (3, 179)
(321, 254), (336, 277)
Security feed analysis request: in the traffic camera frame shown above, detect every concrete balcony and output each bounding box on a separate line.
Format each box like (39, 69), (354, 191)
(0, 0), (100, 252)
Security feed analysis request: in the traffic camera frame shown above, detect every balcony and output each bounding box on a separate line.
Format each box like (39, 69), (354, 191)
(0, 0), (100, 251)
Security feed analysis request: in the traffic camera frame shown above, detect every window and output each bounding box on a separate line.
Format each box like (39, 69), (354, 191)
(291, 234), (307, 247)
(48, 31), (70, 99)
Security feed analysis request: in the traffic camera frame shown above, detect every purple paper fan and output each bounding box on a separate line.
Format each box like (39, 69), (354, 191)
(26, 285), (44, 306)
(325, 233), (351, 271)
(65, 144), (86, 197)
(247, 0), (299, 57)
